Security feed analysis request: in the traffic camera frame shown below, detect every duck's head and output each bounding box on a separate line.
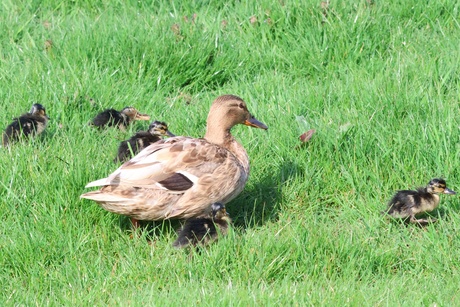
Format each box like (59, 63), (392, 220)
(121, 107), (151, 121)
(148, 121), (175, 137)
(211, 202), (231, 223)
(205, 95), (268, 142)
(426, 178), (456, 195)
(30, 103), (50, 119)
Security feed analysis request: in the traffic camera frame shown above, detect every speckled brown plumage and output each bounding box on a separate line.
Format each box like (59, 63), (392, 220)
(81, 95), (268, 222)
(114, 121), (174, 163)
(91, 107), (150, 130)
(2, 104), (49, 146)
(385, 178), (456, 225)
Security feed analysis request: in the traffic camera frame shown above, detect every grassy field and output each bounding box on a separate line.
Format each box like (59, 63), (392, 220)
(1, 0), (460, 305)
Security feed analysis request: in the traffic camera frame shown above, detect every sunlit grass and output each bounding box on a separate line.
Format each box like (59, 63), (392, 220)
(1, 0), (460, 305)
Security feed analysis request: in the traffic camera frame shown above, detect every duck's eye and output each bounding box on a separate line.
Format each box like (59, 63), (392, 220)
(238, 103), (245, 110)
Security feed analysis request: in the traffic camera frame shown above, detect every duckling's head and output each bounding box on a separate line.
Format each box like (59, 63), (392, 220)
(426, 178), (456, 195)
(211, 202), (232, 224)
(121, 107), (151, 121)
(148, 121), (175, 137)
(207, 95), (268, 132)
(30, 103), (50, 119)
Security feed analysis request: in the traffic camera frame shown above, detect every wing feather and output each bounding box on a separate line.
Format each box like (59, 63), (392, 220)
(84, 136), (232, 191)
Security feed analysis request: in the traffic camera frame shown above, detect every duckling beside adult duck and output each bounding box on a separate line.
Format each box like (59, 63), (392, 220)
(2, 103), (49, 146)
(114, 121), (175, 163)
(91, 107), (150, 130)
(385, 178), (456, 225)
(173, 202), (231, 248)
(81, 95), (268, 222)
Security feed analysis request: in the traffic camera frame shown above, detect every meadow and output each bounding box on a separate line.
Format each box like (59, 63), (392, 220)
(1, 0), (460, 305)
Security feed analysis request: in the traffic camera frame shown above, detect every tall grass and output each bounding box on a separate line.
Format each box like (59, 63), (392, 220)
(1, 0), (460, 305)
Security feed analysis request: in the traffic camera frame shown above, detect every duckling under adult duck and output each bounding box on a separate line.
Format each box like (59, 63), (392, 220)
(114, 121), (175, 163)
(2, 103), (49, 146)
(91, 107), (150, 130)
(173, 202), (231, 248)
(385, 178), (456, 225)
(81, 94), (268, 222)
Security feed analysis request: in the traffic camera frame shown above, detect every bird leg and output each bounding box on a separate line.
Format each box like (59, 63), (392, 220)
(409, 215), (436, 226)
(130, 217), (140, 229)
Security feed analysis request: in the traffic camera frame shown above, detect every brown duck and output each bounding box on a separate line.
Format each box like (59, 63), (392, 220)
(81, 95), (268, 224)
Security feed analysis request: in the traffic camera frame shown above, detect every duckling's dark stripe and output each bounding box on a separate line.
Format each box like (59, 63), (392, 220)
(158, 173), (193, 191)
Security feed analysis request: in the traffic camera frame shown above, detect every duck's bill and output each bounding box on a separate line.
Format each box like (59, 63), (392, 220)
(136, 113), (151, 120)
(244, 116), (268, 130)
(444, 188), (456, 195)
(166, 130), (176, 137)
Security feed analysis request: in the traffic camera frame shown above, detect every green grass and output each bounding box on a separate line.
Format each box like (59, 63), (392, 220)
(1, 0), (460, 305)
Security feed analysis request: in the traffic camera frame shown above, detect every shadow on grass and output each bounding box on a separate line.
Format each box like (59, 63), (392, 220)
(118, 216), (182, 241)
(115, 160), (301, 240)
(230, 160), (301, 230)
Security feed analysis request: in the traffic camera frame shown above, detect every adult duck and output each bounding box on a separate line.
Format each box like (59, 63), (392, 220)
(81, 95), (268, 222)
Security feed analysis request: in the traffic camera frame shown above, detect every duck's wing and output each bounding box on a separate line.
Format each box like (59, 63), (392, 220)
(85, 136), (234, 191)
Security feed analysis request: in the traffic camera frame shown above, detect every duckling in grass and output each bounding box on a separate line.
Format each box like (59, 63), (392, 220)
(173, 202), (231, 248)
(2, 103), (49, 146)
(91, 107), (150, 130)
(385, 178), (456, 225)
(114, 121), (175, 163)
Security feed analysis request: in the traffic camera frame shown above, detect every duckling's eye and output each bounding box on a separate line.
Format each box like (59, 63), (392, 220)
(238, 103), (246, 110)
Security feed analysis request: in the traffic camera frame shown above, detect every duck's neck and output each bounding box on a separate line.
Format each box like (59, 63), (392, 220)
(121, 113), (131, 125)
(204, 125), (249, 173)
(204, 122), (232, 147)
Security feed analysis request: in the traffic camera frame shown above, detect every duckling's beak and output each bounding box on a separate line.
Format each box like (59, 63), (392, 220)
(135, 113), (151, 121)
(244, 115), (268, 130)
(166, 130), (175, 137)
(443, 188), (456, 195)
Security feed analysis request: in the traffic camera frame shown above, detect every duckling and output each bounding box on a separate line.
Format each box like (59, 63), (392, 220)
(2, 103), (50, 146)
(91, 107), (150, 130)
(114, 121), (175, 163)
(386, 178), (456, 225)
(173, 202), (231, 248)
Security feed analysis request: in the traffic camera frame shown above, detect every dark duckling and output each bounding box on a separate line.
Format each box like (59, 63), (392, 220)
(91, 107), (150, 130)
(114, 121), (175, 163)
(2, 103), (49, 146)
(386, 178), (456, 225)
(173, 202), (232, 248)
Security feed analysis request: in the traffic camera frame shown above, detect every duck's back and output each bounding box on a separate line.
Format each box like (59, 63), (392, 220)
(388, 188), (439, 216)
(93, 109), (125, 128)
(173, 217), (217, 248)
(115, 131), (162, 162)
(82, 136), (247, 220)
(3, 114), (47, 145)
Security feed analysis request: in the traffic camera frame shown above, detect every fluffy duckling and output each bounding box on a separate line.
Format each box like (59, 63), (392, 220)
(114, 121), (175, 163)
(91, 107), (150, 130)
(386, 178), (456, 225)
(2, 103), (49, 146)
(173, 202), (231, 248)
(81, 95), (268, 224)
